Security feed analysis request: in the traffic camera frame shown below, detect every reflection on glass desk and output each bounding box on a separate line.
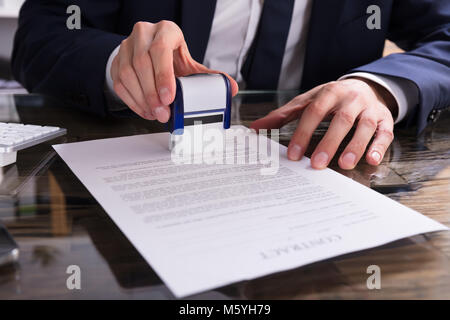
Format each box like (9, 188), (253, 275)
(0, 92), (449, 299)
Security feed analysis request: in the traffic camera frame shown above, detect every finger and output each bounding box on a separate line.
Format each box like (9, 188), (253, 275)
(310, 98), (362, 169)
(366, 113), (394, 166)
(150, 21), (182, 107)
(134, 55), (170, 124)
(117, 42), (151, 117)
(287, 86), (339, 161)
(134, 52), (168, 122)
(111, 54), (154, 119)
(131, 25), (159, 104)
(130, 28), (171, 123)
(338, 110), (378, 170)
(113, 81), (155, 119)
(250, 85), (324, 131)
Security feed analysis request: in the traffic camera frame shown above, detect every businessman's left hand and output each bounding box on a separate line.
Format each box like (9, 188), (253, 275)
(250, 78), (397, 170)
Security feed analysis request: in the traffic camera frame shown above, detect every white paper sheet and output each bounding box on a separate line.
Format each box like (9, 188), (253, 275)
(53, 126), (447, 297)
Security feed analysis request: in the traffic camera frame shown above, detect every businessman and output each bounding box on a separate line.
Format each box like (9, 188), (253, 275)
(12, 0), (450, 170)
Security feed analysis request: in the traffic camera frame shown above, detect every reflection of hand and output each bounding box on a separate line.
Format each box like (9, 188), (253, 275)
(251, 78), (397, 170)
(111, 21), (238, 122)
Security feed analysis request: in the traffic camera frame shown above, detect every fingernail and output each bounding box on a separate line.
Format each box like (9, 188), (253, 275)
(288, 144), (302, 161)
(371, 150), (381, 164)
(342, 152), (356, 168)
(154, 106), (169, 123)
(313, 152), (329, 169)
(159, 87), (171, 106)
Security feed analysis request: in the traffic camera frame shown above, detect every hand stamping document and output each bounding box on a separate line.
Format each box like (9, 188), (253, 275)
(53, 126), (447, 297)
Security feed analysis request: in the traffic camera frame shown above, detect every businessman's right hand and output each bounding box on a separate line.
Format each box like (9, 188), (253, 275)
(110, 21), (239, 122)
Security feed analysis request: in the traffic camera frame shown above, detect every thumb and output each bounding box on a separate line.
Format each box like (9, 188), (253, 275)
(174, 45), (239, 96)
(250, 101), (309, 131)
(196, 64), (239, 97)
(250, 112), (287, 132)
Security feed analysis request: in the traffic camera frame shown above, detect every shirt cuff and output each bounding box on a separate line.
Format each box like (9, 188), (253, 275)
(105, 44), (121, 99)
(339, 72), (419, 124)
(104, 44), (130, 112)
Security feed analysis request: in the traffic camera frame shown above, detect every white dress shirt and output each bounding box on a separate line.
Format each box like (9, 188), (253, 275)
(106, 0), (418, 123)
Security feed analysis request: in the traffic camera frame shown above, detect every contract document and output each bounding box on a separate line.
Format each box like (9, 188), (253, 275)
(53, 126), (447, 297)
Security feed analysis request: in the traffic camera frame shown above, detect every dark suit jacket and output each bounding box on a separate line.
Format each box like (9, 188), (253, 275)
(11, 0), (450, 133)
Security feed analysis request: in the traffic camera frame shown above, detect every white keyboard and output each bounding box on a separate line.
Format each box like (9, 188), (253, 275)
(0, 122), (67, 167)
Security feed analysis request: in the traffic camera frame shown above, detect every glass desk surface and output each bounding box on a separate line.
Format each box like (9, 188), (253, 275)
(0, 92), (449, 299)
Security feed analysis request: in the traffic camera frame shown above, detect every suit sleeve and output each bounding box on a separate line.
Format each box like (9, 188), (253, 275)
(351, 0), (450, 133)
(12, 0), (126, 116)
